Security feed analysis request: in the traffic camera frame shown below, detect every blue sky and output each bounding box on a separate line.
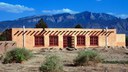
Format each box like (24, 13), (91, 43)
(0, 0), (128, 21)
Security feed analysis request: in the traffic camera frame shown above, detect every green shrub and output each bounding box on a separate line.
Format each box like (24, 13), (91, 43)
(3, 48), (33, 64)
(40, 55), (63, 72)
(103, 61), (128, 64)
(0, 36), (6, 41)
(74, 50), (103, 66)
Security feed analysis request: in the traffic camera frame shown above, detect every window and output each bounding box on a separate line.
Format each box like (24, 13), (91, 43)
(90, 36), (98, 46)
(77, 36), (85, 46)
(49, 36), (58, 46)
(35, 36), (44, 46)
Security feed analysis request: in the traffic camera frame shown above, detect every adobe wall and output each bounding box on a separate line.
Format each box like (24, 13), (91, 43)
(116, 34), (126, 46)
(11, 28), (120, 49)
(0, 41), (16, 54)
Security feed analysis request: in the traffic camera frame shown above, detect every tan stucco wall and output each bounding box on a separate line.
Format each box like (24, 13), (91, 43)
(11, 28), (125, 49)
(116, 34), (126, 46)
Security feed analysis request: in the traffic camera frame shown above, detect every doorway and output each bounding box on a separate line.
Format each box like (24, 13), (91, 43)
(63, 36), (72, 48)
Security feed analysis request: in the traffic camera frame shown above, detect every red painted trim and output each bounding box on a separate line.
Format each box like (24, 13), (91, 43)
(34, 45), (44, 47)
(34, 36), (44, 46)
(77, 35), (85, 46)
(63, 35), (72, 48)
(49, 35), (58, 46)
(90, 36), (98, 46)
(90, 45), (98, 46)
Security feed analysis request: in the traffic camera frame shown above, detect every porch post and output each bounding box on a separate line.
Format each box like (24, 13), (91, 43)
(23, 25), (25, 48)
(105, 27), (108, 48)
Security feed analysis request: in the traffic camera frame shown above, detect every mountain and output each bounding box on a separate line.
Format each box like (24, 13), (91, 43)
(0, 11), (128, 35)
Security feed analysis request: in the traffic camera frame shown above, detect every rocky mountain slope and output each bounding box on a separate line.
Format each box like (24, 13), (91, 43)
(0, 11), (128, 35)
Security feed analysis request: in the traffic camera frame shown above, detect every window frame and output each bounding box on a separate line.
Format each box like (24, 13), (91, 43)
(90, 36), (98, 46)
(49, 35), (58, 46)
(77, 35), (85, 46)
(34, 36), (44, 46)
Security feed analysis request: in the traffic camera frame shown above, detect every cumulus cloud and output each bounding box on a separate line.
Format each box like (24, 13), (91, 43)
(0, 2), (35, 13)
(107, 12), (128, 18)
(42, 8), (79, 14)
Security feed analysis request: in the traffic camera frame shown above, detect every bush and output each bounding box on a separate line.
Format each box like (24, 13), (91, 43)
(40, 55), (63, 72)
(0, 36), (6, 41)
(103, 61), (128, 64)
(3, 48), (33, 64)
(74, 50), (103, 66)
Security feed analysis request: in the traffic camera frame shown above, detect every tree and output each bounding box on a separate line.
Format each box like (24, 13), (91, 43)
(35, 18), (48, 30)
(75, 24), (83, 28)
(126, 36), (128, 46)
(0, 29), (10, 41)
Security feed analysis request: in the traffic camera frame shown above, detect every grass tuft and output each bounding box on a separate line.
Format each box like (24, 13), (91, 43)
(40, 55), (63, 72)
(74, 50), (103, 66)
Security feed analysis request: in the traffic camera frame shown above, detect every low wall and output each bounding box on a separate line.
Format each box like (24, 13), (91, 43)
(0, 41), (17, 54)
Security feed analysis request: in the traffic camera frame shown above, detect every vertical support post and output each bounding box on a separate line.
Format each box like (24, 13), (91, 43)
(23, 25), (25, 48)
(105, 27), (108, 48)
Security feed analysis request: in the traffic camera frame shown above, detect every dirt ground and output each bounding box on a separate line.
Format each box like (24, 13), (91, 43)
(0, 47), (128, 72)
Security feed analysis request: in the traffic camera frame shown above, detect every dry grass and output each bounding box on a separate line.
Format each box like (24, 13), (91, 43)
(0, 47), (128, 72)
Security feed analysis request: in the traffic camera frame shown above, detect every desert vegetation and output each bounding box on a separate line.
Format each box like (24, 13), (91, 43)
(74, 50), (103, 66)
(0, 47), (128, 72)
(40, 55), (63, 72)
(3, 48), (33, 64)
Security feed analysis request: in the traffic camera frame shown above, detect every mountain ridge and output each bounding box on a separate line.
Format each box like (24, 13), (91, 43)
(0, 11), (128, 35)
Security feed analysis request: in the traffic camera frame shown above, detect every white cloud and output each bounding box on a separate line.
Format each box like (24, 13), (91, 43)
(116, 14), (128, 18)
(107, 12), (114, 15)
(96, 0), (102, 2)
(0, 2), (35, 13)
(107, 12), (128, 18)
(42, 8), (79, 14)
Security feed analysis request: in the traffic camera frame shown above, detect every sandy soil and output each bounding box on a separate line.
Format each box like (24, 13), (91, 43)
(0, 47), (128, 72)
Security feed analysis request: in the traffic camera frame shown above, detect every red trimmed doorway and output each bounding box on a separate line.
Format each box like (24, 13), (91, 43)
(63, 36), (72, 48)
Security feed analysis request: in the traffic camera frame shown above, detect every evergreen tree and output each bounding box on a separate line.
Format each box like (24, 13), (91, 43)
(126, 36), (128, 46)
(35, 18), (48, 30)
(75, 24), (83, 28)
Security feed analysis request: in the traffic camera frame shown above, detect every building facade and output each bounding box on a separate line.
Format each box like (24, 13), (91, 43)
(9, 28), (125, 49)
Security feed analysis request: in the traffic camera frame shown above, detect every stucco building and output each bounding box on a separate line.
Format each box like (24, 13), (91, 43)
(8, 28), (125, 49)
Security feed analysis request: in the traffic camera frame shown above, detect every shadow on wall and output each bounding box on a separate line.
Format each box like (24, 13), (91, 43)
(0, 41), (17, 54)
